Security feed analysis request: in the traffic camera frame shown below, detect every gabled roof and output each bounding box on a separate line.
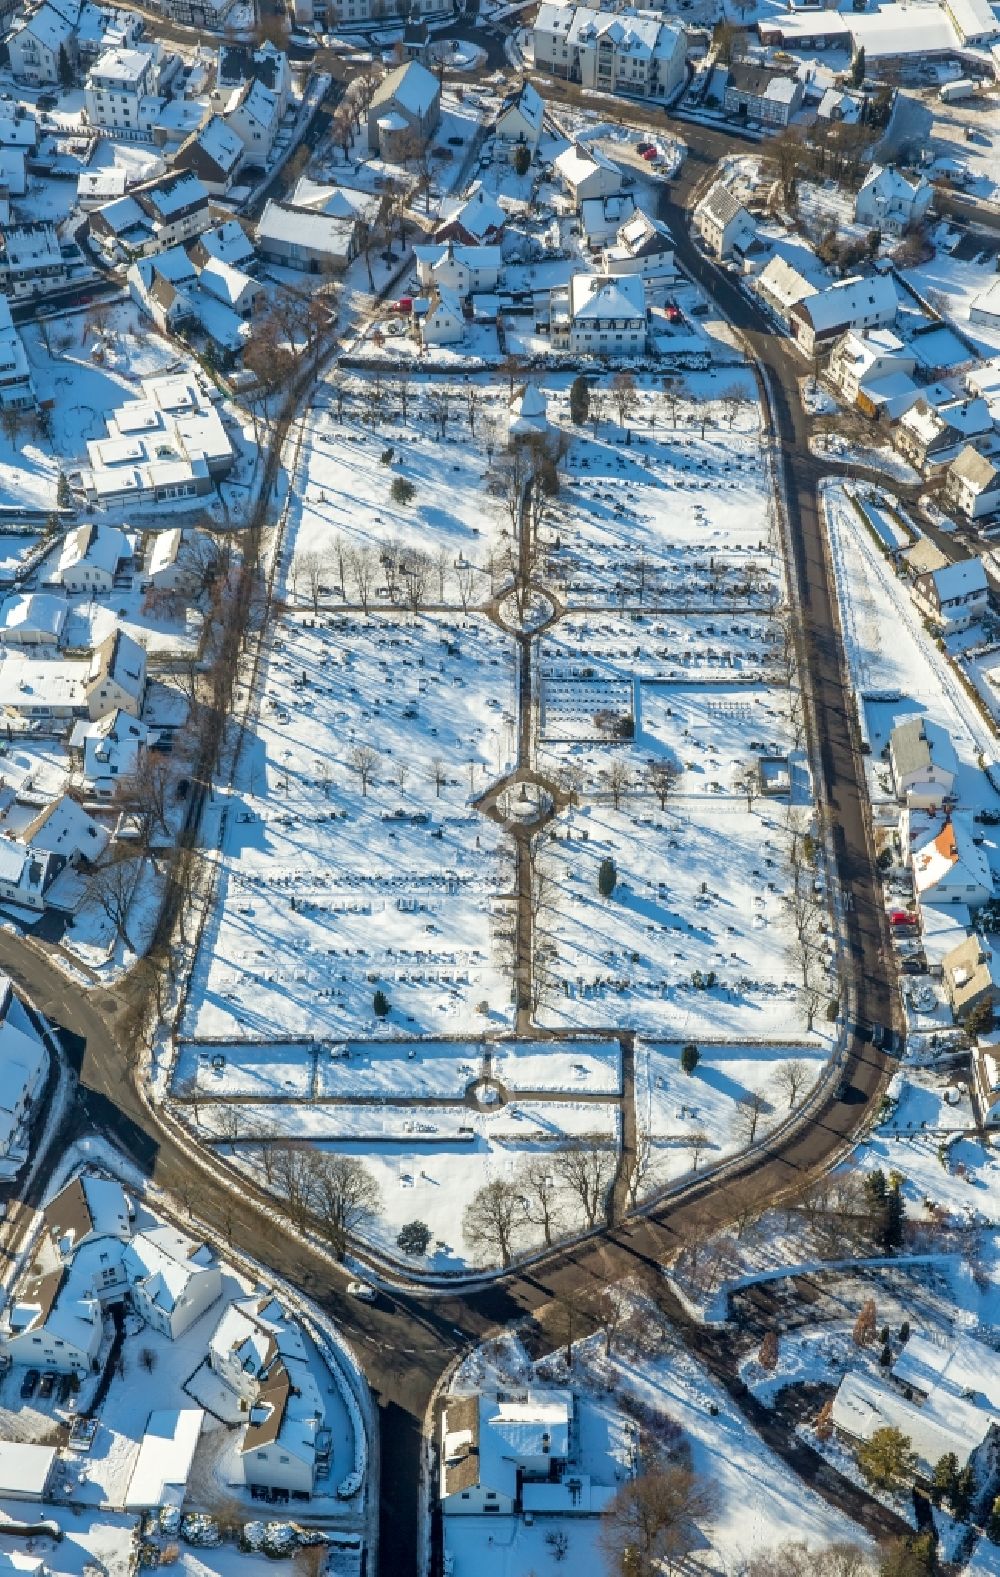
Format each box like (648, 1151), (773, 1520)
(913, 815), (991, 897)
(889, 714), (957, 781)
(792, 273), (898, 335)
(696, 180), (749, 230)
(569, 271), (645, 322)
(437, 185), (505, 242)
(497, 79), (544, 133)
(928, 556), (988, 603)
(45, 1173), (131, 1251)
(21, 793), (110, 861)
(370, 60), (440, 119)
(949, 444), (1000, 492)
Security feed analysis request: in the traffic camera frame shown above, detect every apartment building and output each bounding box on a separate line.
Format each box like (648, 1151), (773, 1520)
(84, 45), (161, 138)
(534, 2), (687, 102)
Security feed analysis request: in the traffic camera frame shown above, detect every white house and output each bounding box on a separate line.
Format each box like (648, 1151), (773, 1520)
(416, 287), (465, 347)
(0, 222), (74, 300)
(495, 80), (544, 155)
(70, 709), (153, 798)
(827, 328), (916, 412)
(44, 1173), (132, 1257)
(603, 208), (673, 276)
(550, 272), (646, 356)
(434, 186), (506, 247)
(86, 630), (147, 721)
(553, 142), (622, 207)
(145, 526), (200, 592)
(8, 4), (75, 84)
(0, 298), (34, 412)
(724, 60), (803, 126)
(125, 1409), (205, 1511)
(441, 1390), (575, 1515)
(4, 1269), (104, 1376)
(84, 46), (162, 138)
(414, 241), (502, 295)
(212, 41), (290, 117)
(946, 446), (1000, 521)
(789, 274), (898, 358)
(693, 181), (756, 259)
(913, 556), (989, 631)
(0, 593), (66, 647)
(895, 397), (994, 475)
(123, 1225), (222, 1339)
(753, 255), (817, 328)
(222, 77), (280, 165)
(89, 170), (211, 263)
(256, 200), (358, 275)
(0, 981), (48, 1169)
(53, 524), (132, 594)
(854, 165), (933, 236)
(888, 715), (958, 808)
(533, 5), (687, 103)
(912, 816), (992, 908)
(21, 794), (111, 866)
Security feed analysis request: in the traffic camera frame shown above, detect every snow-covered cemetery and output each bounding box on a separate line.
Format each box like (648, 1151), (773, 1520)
(0, 0), (1000, 1571)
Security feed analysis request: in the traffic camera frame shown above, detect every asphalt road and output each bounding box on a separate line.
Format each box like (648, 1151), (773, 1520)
(0, 112), (899, 1577)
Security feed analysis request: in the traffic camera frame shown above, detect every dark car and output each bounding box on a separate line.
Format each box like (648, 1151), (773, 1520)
(36, 92), (57, 110)
(20, 1369), (40, 1399)
(38, 1372), (56, 1399)
(834, 1076), (852, 1101)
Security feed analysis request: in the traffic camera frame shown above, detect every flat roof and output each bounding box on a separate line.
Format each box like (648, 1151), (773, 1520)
(0, 1441), (56, 1498)
(125, 1408), (204, 1509)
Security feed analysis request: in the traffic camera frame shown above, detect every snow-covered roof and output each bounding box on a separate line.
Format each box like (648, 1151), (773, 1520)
(192, 115), (244, 175)
(257, 199), (356, 260)
(498, 79), (544, 133)
(442, 1390), (572, 1501)
(288, 176), (380, 224)
(929, 556), (988, 603)
(0, 1012), (47, 1152)
(22, 793), (110, 862)
(414, 242), (503, 273)
(890, 714), (958, 780)
(123, 1225), (216, 1314)
(56, 522), (130, 578)
(370, 59), (440, 119)
(755, 255), (817, 312)
(438, 185), (505, 241)
(0, 1443), (55, 1499)
(832, 1369), (985, 1474)
(569, 271), (645, 323)
(950, 444), (1000, 492)
(45, 1173), (131, 1251)
(792, 273), (897, 334)
(0, 593), (66, 643)
(88, 45), (154, 86)
(192, 219), (256, 270)
(858, 163), (929, 208)
(554, 141), (620, 191)
(912, 815), (991, 898)
(15, 3), (74, 52)
(125, 1409), (204, 1509)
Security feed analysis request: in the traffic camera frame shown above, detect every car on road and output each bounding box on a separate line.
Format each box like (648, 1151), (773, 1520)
(20, 1369), (40, 1399)
(346, 1280), (376, 1303)
(38, 1373), (56, 1399)
(889, 909), (917, 927)
(834, 1075), (852, 1101)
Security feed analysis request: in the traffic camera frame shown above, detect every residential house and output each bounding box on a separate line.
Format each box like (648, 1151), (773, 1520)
(946, 445), (1000, 520)
(0, 222), (74, 300)
(942, 932), (1000, 1025)
(222, 77), (280, 167)
(70, 709), (153, 797)
(495, 80), (544, 155)
(211, 42), (290, 118)
(367, 61), (441, 159)
(0, 981), (47, 1168)
(77, 167), (129, 207)
(827, 328), (917, 417)
(173, 116), (244, 195)
(602, 207), (673, 276)
(832, 1331), (1000, 1483)
(888, 715), (958, 808)
(52, 523), (132, 593)
(414, 241), (502, 295)
(0, 298), (34, 411)
(434, 185), (505, 247)
(89, 169), (210, 262)
(854, 164), (933, 236)
(693, 181), (756, 259)
(75, 3), (144, 67)
(22, 794), (110, 867)
(533, 5), (687, 102)
(0, 832), (74, 910)
(439, 1390), (607, 1515)
(85, 629), (147, 722)
(256, 199), (357, 274)
(84, 45), (162, 139)
(753, 255), (817, 328)
(579, 192), (637, 248)
(0, 103), (37, 155)
(912, 815), (992, 908)
(549, 272), (646, 355)
(788, 274), (898, 359)
(415, 287), (465, 347)
(188, 218), (255, 273)
(942, 0), (999, 43)
(144, 526), (203, 592)
(3, 1268), (103, 1375)
(0, 594), (67, 647)
(152, 0), (237, 26)
(210, 1294), (327, 1496)
(8, 4), (76, 85)
(400, 20), (431, 61)
(324, 0), (448, 24)
(79, 373), (234, 510)
(895, 397), (993, 475)
(123, 1225), (221, 1339)
(45, 1173), (132, 1257)
(553, 141), (622, 207)
(913, 556), (989, 632)
(0, 1444), (56, 1501)
(724, 61), (803, 126)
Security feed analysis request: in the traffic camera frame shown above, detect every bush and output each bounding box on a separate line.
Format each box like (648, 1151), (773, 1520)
(373, 989), (390, 1018)
(397, 1220), (432, 1255)
(511, 142), (531, 176)
(569, 375), (590, 426)
(598, 857), (617, 898)
(680, 1043), (699, 1076)
(391, 476), (415, 506)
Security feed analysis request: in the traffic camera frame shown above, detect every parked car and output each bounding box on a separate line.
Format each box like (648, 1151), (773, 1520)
(346, 1280), (376, 1303)
(890, 909), (918, 927)
(38, 1372), (56, 1399)
(20, 1369), (40, 1399)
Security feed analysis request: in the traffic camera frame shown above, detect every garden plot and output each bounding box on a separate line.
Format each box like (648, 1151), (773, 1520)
(173, 1040), (316, 1099)
(283, 383), (516, 597)
(636, 1040), (827, 1190)
(183, 611), (517, 1043)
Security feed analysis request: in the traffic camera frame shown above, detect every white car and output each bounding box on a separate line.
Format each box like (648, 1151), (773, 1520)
(346, 1280), (376, 1303)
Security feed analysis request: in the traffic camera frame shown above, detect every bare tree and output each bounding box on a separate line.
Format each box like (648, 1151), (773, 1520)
(429, 756), (447, 798)
(123, 752), (172, 851)
(689, 1130), (710, 1171)
(518, 1157), (562, 1247)
(87, 855), (143, 954)
(270, 1142), (317, 1230)
(554, 1142), (616, 1229)
(455, 562), (478, 612)
(623, 1125), (652, 1209)
(426, 387), (451, 440)
(718, 381), (748, 430)
(607, 758), (632, 811)
(611, 370), (639, 429)
(732, 1090), (769, 1147)
(464, 382), (482, 435)
(646, 759), (681, 810)
(734, 758), (760, 811)
(661, 375), (682, 428)
(307, 1150), (381, 1260)
(348, 544), (376, 611)
(774, 1057), (811, 1111)
(463, 1178), (523, 1267)
(348, 744), (380, 797)
(402, 550), (432, 614)
(296, 550), (327, 613)
(599, 1461), (716, 1577)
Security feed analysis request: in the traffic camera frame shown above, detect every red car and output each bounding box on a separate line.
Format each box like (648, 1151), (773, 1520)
(666, 304), (682, 323)
(641, 146), (658, 161)
(890, 910), (917, 927)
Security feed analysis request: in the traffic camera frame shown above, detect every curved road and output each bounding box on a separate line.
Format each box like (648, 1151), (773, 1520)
(1, 114), (898, 1577)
